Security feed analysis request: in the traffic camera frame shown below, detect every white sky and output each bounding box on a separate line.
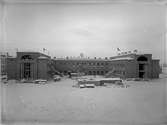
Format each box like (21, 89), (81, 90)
(1, 3), (166, 63)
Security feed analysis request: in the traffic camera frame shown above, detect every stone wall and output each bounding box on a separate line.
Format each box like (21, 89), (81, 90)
(7, 58), (17, 79)
(37, 59), (49, 79)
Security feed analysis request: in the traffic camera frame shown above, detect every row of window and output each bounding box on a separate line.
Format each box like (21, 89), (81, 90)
(87, 70), (125, 75)
(57, 62), (108, 66)
(114, 70), (126, 75)
(61, 70), (108, 75)
(88, 71), (107, 75)
(60, 70), (125, 75)
(57, 61), (124, 67)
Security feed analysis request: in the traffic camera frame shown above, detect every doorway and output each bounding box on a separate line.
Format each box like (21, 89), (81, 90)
(23, 63), (31, 79)
(138, 64), (145, 78)
(139, 72), (145, 78)
(137, 56), (148, 78)
(139, 64), (144, 70)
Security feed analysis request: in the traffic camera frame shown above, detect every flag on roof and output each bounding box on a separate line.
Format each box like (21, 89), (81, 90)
(134, 49), (138, 53)
(43, 48), (46, 51)
(117, 48), (121, 51)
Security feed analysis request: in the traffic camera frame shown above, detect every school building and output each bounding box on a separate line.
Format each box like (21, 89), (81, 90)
(6, 52), (161, 80)
(54, 53), (160, 79)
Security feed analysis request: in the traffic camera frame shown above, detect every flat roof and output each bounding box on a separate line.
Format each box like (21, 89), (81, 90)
(111, 57), (134, 61)
(54, 57), (134, 61)
(54, 58), (110, 61)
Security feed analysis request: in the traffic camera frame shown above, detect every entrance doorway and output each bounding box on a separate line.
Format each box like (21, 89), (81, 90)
(139, 72), (145, 78)
(139, 64), (144, 70)
(23, 63), (31, 79)
(138, 64), (148, 78)
(138, 64), (145, 78)
(137, 56), (148, 78)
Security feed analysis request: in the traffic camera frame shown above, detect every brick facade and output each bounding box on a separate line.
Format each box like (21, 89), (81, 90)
(54, 54), (160, 79)
(7, 52), (51, 80)
(6, 52), (161, 80)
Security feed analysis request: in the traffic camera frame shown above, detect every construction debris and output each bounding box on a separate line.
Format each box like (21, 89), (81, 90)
(34, 79), (47, 84)
(76, 77), (124, 88)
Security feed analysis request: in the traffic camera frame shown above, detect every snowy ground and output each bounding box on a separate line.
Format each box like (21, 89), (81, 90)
(1, 75), (167, 125)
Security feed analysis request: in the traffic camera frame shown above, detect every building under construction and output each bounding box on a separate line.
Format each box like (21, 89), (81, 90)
(54, 53), (160, 79)
(6, 52), (160, 80)
(7, 52), (54, 80)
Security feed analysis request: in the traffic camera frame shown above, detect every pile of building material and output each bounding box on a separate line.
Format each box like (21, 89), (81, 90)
(1, 75), (8, 83)
(34, 79), (47, 84)
(126, 78), (149, 81)
(78, 82), (95, 88)
(77, 77), (123, 88)
(69, 72), (85, 78)
(20, 79), (34, 83)
(96, 78), (122, 84)
(105, 69), (124, 78)
(78, 79), (98, 88)
(53, 75), (61, 81)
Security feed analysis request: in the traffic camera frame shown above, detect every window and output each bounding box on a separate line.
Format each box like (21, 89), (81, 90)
(23, 63), (31, 78)
(139, 64), (144, 70)
(21, 55), (33, 60)
(137, 56), (148, 61)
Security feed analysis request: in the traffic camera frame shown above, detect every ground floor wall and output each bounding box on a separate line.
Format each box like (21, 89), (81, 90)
(124, 61), (137, 78)
(54, 59), (160, 79)
(7, 59), (50, 80)
(16, 62), (38, 80)
(151, 60), (160, 78)
(7, 54), (161, 80)
(7, 58), (17, 79)
(37, 59), (50, 79)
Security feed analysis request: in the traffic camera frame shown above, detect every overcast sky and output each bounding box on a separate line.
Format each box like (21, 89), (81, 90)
(1, 3), (166, 62)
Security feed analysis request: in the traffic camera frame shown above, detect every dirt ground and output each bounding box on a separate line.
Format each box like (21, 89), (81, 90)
(1, 75), (167, 125)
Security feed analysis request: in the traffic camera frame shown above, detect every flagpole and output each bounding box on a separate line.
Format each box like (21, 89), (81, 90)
(117, 48), (121, 56)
